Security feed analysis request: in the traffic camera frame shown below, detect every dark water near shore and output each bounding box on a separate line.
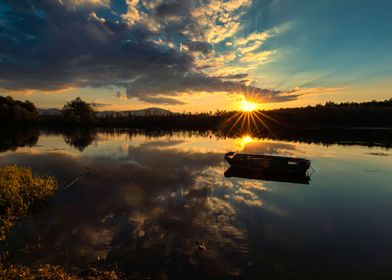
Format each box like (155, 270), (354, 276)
(1, 128), (392, 279)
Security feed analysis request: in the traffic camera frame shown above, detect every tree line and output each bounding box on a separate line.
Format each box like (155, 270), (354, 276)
(1, 96), (392, 131)
(0, 96), (39, 124)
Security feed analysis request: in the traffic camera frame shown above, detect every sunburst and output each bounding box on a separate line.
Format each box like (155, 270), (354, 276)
(223, 96), (285, 137)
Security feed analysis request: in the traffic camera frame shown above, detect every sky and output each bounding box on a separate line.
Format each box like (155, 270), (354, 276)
(0, 0), (391, 112)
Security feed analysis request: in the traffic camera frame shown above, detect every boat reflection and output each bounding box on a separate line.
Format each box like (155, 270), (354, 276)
(224, 166), (311, 185)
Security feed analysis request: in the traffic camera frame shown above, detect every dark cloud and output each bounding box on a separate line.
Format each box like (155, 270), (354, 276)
(1, 0), (34, 12)
(125, 70), (299, 103)
(155, 0), (189, 17)
(136, 96), (186, 105)
(221, 73), (249, 80)
(0, 0), (299, 104)
(183, 41), (212, 54)
(115, 91), (122, 98)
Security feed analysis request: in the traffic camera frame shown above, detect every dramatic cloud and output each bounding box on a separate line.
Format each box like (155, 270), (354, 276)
(0, 0), (298, 104)
(64, 0), (111, 8)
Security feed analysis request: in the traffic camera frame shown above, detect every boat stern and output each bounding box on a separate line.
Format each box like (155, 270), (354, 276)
(224, 152), (236, 164)
(225, 152), (236, 158)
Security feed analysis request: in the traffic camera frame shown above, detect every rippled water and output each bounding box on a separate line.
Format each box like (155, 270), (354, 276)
(1, 128), (392, 279)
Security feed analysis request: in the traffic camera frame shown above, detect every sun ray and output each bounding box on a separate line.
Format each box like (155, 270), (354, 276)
(252, 111), (276, 137)
(257, 110), (288, 127)
(222, 111), (243, 125)
(223, 95), (287, 138)
(240, 112), (248, 129)
(227, 112), (246, 134)
(249, 113), (261, 134)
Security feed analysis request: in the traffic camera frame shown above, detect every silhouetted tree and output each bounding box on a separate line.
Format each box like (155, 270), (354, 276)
(62, 97), (96, 125)
(0, 96), (39, 124)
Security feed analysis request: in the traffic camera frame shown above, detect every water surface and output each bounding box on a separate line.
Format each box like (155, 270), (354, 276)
(1, 128), (392, 279)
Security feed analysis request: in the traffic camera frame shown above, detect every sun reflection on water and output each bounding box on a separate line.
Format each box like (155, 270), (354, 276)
(233, 134), (256, 152)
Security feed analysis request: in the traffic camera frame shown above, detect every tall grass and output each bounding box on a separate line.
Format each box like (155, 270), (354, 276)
(0, 165), (57, 242)
(0, 165), (120, 278)
(0, 264), (119, 279)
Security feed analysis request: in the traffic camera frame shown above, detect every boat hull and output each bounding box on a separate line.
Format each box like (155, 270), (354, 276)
(224, 152), (311, 174)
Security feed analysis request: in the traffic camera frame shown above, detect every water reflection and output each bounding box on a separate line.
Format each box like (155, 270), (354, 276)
(1, 137), (252, 278)
(0, 127), (39, 152)
(1, 127), (391, 154)
(62, 127), (97, 151)
(1, 128), (392, 278)
(225, 167), (311, 185)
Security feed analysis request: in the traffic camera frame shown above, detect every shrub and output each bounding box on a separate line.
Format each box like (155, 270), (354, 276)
(62, 97), (96, 125)
(0, 264), (119, 279)
(0, 165), (57, 242)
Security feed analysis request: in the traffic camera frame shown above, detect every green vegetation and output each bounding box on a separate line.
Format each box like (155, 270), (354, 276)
(0, 165), (57, 242)
(62, 97), (96, 125)
(0, 96), (39, 124)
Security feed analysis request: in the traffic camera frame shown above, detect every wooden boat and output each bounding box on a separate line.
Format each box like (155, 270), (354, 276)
(224, 152), (311, 174)
(224, 166), (310, 184)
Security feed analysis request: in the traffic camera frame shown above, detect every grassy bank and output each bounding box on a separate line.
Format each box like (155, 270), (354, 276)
(0, 264), (119, 279)
(0, 165), (57, 242)
(0, 165), (119, 279)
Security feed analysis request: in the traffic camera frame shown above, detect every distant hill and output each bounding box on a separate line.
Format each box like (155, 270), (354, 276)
(38, 108), (62, 115)
(38, 107), (171, 117)
(96, 107), (171, 117)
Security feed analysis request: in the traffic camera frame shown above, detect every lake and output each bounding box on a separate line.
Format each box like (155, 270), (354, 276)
(1, 128), (392, 279)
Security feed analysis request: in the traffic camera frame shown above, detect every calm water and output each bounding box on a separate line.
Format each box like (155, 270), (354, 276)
(1, 128), (392, 279)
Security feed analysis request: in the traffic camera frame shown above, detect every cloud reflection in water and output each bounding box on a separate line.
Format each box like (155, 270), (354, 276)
(3, 129), (392, 278)
(1, 131), (272, 278)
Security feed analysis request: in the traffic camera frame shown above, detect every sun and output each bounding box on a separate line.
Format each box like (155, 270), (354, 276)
(241, 100), (257, 112)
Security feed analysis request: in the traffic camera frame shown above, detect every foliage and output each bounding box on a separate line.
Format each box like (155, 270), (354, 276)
(0, 264), (119, 279)
(7, 96), (392, 129)
(260, 98), (392, 129)
(76, 267), (119, 279)
(62, 97), (96, 125)
(0, 165), (57, 242)
(0, 96), (39, 124)
(0, 264), (73, 279)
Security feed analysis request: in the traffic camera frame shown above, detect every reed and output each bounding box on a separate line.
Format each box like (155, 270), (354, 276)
(0, 264), (119, 279)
